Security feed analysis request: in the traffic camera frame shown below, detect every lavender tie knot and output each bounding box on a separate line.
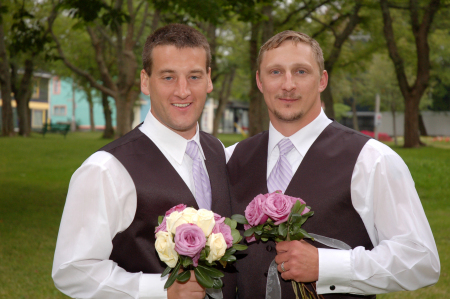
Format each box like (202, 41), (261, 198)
(267, 138), (295, 194)
(185, 141), (212, 210)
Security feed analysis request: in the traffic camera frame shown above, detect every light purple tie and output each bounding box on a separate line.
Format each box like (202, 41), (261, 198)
(185, 141), (212, 210)
(267, 138), (295, 194)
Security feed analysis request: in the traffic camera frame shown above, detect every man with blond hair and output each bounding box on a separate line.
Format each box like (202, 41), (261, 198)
(227, 30), (439, 298)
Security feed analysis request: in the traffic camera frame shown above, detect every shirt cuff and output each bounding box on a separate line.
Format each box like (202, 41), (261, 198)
(139, 273), (168, 299)
(316, 248), (352, 294)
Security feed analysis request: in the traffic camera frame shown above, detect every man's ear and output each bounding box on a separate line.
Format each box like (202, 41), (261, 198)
(318, 70), (328, 93)
(140, 70), (150, 95)
(256, 71), (263, 93)
(207, 67), (213, 93)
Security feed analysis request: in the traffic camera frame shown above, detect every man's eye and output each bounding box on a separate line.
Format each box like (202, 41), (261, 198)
(297, 70), (306, 74)
(163, 77), (173, 81)
(271, 70), (280, 75)
(190, 76), (200, 80)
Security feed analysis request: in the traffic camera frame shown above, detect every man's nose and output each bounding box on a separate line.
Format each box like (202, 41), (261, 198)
(281, 73), (296, 92)
(174, 77), (191, 99)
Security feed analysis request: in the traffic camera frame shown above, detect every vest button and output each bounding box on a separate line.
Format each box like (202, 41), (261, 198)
(330, 285), (336, 291)
(266, 245), (273, 252)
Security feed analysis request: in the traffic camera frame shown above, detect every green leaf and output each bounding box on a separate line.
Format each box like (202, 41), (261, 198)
(299, 228), (313, 239)
(158, 215), (164, 225)
(291, 200), (302, 214)
(225, 248), (237, 255)
(182, 256), (193, 268)
(200, 248), (207, 260)
(176, 270), (191, 282)
(232, 244), (248, 251)
(194, 266), (215, 288)
(243, 226), (256, 237)
(278, 222), (288, 237)
(197, 264), (224, 278)
(224, 218), (237, 229)
(261, 237), (269, 242)
(231, 214), (249, 225)
(161, 266), (172, 277)
(290, 213), (303, 224)
(164, 261), (181, 289)
(213, 277), (224, 289)
(220, 254), (237, 262)
(231, 229), (241, 243)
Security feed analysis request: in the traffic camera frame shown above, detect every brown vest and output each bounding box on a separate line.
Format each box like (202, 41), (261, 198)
(99, 127), (236, 298)
(227, 122), (375, 299)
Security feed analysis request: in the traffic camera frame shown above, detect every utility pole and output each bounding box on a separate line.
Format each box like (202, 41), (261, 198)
(374, 93), (381, 140)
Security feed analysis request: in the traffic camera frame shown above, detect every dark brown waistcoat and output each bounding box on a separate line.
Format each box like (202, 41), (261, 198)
(227, 121), (375, 299)
(99, 127), (236, 298)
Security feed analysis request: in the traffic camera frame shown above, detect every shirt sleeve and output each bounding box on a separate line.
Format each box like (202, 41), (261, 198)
(316, 139), (440, 295)
(52, 151), (168, 299)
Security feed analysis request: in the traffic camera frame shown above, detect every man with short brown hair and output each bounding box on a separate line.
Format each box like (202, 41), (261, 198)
(53, 24), (235, 299)
(227, 30), (439, 298)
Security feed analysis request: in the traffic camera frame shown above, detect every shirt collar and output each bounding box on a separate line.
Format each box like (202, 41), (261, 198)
(268, 109), (332, 157)
(139, 111), (205, 165)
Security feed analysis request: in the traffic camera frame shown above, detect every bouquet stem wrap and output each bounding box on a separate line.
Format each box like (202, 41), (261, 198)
(265, 234), (351, 299)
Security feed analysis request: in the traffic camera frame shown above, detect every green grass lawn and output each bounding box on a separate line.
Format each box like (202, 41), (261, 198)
(0, 132), (448, 298)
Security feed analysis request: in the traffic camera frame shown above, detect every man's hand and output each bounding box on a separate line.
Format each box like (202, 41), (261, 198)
(167, 270), (205, 299)
(275, 240), (319, 283)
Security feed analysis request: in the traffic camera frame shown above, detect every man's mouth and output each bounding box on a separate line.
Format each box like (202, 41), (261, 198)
(172, 103), (191, 108)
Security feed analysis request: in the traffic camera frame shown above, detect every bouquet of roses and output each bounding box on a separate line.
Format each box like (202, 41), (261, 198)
(155, 204), (247, 291)
(232, 191), (319, 299)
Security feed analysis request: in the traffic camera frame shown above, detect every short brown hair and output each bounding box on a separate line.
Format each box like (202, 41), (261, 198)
(142, 24), (211, 76)
(257, 30), (324, 74)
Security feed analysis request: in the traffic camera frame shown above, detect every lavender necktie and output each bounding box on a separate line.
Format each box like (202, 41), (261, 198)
(267, 138), (295, 194)
(185, 141), (212, 210)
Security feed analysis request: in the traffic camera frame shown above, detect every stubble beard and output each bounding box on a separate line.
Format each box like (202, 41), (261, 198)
(272, 93), (304, 122)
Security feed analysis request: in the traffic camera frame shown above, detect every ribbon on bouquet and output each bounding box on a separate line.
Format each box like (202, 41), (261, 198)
(205, 288), (223, 299)
(265, 234), (352, 299)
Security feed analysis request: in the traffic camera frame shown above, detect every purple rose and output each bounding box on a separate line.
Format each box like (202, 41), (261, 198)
(155, 204), (187, 234)
(174, 223), (206, 267)
(285, 195), (310, 215)
(212, 222), (233, 248)
(263, 192), (294, 225)
(245, 194), (269, 226)
(244, 224), (256, 243)
(166, 204), (187, 216)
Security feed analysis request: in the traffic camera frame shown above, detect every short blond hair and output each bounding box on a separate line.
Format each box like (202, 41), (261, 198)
(257, 30), (324, 74)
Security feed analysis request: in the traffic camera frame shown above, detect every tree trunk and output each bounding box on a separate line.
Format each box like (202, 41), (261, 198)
(87, 92), (95, 132)
(403, 97), (421, 148)
(418, 113), (427, 136)
(213, 68), (236, 137)
(351, 97), (359, 131)
(11, 59), (34, 137)
(259, 4), (273, 132)
(0, 13), (14, 136)
(114, 95), (133, 138)
(391, 103), (397, 146)
(321, 84), (335, 119)
(102, 91), (114, 139)
(248, 21), (262, 137)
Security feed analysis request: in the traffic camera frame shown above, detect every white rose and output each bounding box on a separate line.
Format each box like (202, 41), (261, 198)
(194, 209), (215, 237)
(166, 211), (189, 235)
(181, 207), (198, 223)
(155, 231), (178, 268)
(206, 233), (227, 263)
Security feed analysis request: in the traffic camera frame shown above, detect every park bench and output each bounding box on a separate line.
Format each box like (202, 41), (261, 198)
(42, 122), (71, 138)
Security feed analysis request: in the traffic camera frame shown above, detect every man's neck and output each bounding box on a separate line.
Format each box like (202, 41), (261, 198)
(269, 109), (321, 137)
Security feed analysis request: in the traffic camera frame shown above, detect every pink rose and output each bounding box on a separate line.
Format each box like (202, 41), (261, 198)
(263, 192), (294, 225)
(155, 204), (187, 234)
(285, 195), (310, 215)
(244, 224), (256, 243)
(245, 194), (269, 226)
(212, 222), (233, 248)
(174, 223), (206, 267)
(214, 213), (225, 224)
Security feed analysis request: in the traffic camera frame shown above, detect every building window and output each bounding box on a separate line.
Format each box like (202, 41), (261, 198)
(54, 105), (67, 116)
(32, 79), (40, 99)
(53, 77), (61, 94)
(32, 110), (44, 127)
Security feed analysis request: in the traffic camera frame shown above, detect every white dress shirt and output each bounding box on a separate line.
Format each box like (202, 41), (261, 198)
(225, 109), (440, 295)
(52, 111), (212, 299)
